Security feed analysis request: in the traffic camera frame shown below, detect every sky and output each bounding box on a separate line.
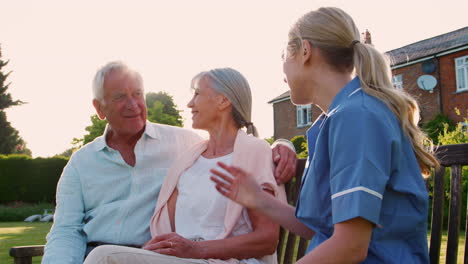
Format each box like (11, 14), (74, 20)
(1, 0), (467, 157)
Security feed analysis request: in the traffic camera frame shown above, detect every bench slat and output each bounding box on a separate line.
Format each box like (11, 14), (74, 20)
(283, 233), (297, 264)
(430, 167), (446, 264)
(465, 186), (468, 264)
(296, 237), (308, 259)
(277, 227), (286, 263)
(446, 165), (463, 264)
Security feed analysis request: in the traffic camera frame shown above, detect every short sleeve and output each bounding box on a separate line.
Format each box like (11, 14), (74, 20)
(328, 107), (396, 225)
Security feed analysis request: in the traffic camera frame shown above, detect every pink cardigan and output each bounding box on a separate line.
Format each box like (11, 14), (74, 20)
(149, 130), (286, 264)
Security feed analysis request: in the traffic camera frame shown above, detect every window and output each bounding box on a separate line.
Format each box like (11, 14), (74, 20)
(392, 74), (403, 90)
(297, 105), (312, 127)
(455, 55), (468, 92)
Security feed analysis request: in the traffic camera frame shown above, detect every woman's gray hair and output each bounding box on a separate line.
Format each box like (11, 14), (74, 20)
(191, 68), (258, 137)
(92, 61), (143, 103)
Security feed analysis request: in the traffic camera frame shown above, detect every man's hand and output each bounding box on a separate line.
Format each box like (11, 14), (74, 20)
(272, 143), (297, 184)
(142, 232), (204, 258)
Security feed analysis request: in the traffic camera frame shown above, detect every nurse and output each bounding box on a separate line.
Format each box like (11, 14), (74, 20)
(211, 7), (439, 263)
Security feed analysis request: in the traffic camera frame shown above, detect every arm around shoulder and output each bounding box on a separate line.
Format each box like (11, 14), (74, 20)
(271, 139), (297, 184)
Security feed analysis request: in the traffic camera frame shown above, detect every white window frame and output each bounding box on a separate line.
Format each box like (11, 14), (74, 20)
(392, 74), (403, 90)
(455, 55), (468, 92)
(297, 105), (312, 127)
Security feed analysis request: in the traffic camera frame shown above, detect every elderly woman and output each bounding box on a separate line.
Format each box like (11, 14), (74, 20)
(84, 68), (286, 264)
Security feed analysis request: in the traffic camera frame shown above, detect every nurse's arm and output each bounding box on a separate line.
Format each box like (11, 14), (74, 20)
(254, 191), (315, 239)
(296, 217), (373, 264)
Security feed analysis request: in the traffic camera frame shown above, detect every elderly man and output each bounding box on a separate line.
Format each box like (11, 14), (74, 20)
(42, 61), (296, 264)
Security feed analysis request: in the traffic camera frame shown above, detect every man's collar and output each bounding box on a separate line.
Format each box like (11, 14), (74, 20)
(144, 121), (159, 139)
(92, 120), (158, 151)
(92, 125), (110, 152)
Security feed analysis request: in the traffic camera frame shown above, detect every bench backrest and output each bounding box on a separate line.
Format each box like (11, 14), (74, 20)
(430, 143), (468, 264)
(278, 143), (468, 264)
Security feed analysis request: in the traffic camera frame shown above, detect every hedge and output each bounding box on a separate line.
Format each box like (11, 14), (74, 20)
(0, 154), (68, 203)
(0, 202), (55, 221)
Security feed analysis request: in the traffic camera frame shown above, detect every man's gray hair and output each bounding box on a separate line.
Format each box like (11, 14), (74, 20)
(191, 68), (258, 137)
(92, 61), (143, 102)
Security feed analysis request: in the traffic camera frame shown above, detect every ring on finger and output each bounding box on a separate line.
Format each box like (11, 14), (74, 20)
(169, 241), (173, 247)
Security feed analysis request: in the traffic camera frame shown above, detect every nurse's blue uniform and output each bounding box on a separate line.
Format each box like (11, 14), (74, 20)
(296, 77), (429, 263)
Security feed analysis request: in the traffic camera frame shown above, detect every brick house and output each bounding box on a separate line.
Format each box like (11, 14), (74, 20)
(268, 92), (322, 140)
(269, 27), (468, 140)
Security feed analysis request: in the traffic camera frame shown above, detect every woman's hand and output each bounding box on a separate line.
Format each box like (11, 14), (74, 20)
(142, 232), (204, 258)
(210, 162), (264, 209)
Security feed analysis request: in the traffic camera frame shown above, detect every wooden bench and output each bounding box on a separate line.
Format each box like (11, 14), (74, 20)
(429, 143), (468, 264)
(9, 246), (44, 264)
(9, 143), (468, 264)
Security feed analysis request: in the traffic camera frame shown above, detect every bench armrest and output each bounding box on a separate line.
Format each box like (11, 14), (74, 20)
(9, 245), (44, 258)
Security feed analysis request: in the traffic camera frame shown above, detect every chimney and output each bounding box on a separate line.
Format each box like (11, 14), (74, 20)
(362, 30), (372, 45)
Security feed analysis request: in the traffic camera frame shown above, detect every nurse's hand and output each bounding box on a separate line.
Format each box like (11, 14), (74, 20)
(210, 162), (264, 209)
(142, 232), (203, 258)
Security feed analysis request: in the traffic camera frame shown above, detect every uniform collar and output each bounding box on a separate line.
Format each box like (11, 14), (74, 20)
(326, 76), (361, 116)
(93, 120), (158, 151)
(304, 77), (361, 158)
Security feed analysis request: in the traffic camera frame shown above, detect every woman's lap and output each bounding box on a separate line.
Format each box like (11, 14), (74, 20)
(84, 245), (210, 264)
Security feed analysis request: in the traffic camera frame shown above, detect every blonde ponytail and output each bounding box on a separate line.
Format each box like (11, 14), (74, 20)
(353, 43), (439, 176)
(288, 7), (439, 176)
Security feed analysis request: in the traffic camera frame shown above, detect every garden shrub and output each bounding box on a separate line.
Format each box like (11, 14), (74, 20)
(422, 113), (455, 145)
(0, 155), (68, 203)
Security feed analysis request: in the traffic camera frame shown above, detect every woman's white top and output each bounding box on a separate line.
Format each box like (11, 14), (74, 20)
(175, 153), (254, 242)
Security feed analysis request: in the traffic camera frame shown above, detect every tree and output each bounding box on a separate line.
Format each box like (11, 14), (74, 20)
(146, 92), (183, 127)
(422, 113), (455, 145)
(56, 147), (75, 158)
(71, 91), (183, 148)
(71, 114), (107, 148)
(0, 45), (31, 155)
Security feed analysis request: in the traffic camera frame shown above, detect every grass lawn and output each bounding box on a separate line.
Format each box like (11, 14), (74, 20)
(0, 222), (466, 263)
(0, 222), (52, 264)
